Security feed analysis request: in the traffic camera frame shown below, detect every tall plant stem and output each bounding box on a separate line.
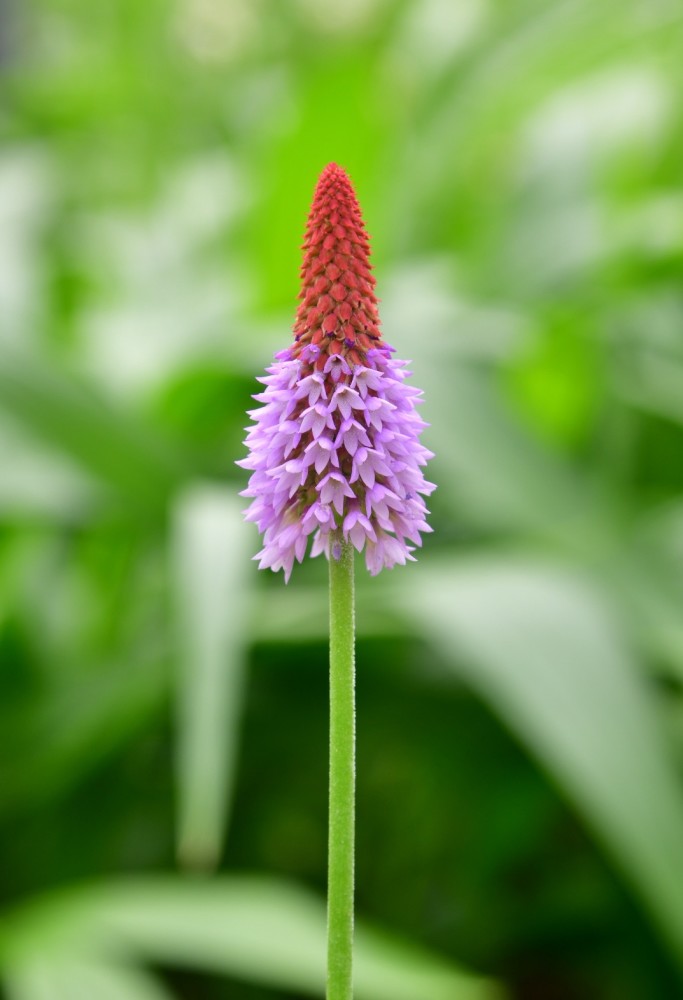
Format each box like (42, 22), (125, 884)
(327, 536), (356, 1000)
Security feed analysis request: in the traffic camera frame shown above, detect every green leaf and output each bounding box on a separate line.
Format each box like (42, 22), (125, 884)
(5, 957), (174, 1000)
(0, 876), (503, 1000)
(610, 501), (683, 686)
(171, 485), (254, 868)
(406, 557), (683, 974)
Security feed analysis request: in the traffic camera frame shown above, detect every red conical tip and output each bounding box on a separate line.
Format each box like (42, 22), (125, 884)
(292, 163), (384, 370)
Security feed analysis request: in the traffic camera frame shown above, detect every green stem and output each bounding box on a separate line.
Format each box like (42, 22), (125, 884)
(327, 536), (356, 1000)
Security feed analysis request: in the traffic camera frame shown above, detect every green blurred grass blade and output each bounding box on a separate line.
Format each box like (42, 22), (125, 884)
(5, 957), (173, 1000)
(407, 558), (683, 974)
(0, 350), (190, 511)
(0, 876), (503, 1000)
(611, 502), (683, 686)
(171, 485), (253, 868)
(353, 924), (503, 1000)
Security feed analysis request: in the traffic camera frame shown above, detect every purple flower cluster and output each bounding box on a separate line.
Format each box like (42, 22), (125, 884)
(238, 344), (435, 581)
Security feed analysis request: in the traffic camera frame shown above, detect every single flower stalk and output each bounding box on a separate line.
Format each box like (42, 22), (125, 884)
(239, 162), (434, 582)
(238, 163), (434, 1000)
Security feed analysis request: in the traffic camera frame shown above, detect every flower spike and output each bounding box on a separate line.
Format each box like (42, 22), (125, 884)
(239, 163), (434, 580)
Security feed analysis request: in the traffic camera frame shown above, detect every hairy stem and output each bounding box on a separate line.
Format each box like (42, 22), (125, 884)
(327, 536), (356, 1000)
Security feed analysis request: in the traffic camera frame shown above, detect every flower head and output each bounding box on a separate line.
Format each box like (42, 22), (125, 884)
(239, 163), (434, 581)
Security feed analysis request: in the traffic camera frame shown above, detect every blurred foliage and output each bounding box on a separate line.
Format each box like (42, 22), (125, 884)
(1, 0), (683, 997)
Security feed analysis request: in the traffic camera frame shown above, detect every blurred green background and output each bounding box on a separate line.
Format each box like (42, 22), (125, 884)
(1, 1), (683, 998)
